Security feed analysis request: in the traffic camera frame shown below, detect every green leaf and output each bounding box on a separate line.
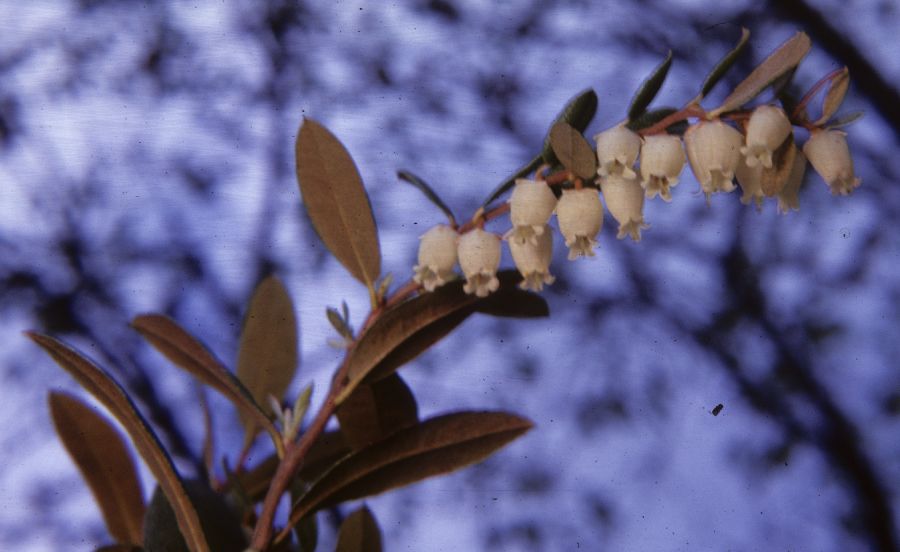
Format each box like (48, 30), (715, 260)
(28, 333), (210, 552)
(627, 50), (673, 122)
(397, 170), (457, 225)
(700, 27), (750, 98)
(236, 275), (298, 441)
(548, 122), (597, 179)
(336, 506), (383, 552)
(541, 89), (599, 166)
(327, 307), (353, 339)
(130, 315), (283, 458)
(337, 374), (419, 451)
(815, 67), (850, 126)
(481, 154), (543, 208)
(711, 31), (811, 117)
(49, 391), (145, 546)
(296, 117), (381, 287)
(285, 411), (533, 527)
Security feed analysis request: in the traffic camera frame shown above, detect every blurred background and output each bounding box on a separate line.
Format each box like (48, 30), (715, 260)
(1, 1), (899, 550)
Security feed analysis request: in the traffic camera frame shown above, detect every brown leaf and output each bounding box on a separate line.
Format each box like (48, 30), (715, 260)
(336, 506), (382, 552)
(236, 275), (298, 439)
(28, 333), (210, 552)
(359, 271), (544, 386)
(94, 546), (142, 552)
(284, 411), (533, 527)
(335, 278), (481, 403)
(711, 32), (811, 116)
(130, 314), (283, 457)
(296, 118), (381, 287)
(760, 139), (798, 197)
(238, 431), (350, 502)
(816, 67), (850, 126)
(337, 374), (419, 451)
(49, 392), (145, 545)
(475, 286), (550, 318)
(549, 122), (597, 179)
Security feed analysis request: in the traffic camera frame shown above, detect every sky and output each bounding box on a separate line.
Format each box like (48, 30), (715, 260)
(1, 1), (899, 550)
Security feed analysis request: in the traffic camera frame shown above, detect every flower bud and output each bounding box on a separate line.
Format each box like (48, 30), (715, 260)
(777, 149), (807, 214)
(508, 225), (555, 292)
(594, 124), (641, 180)
(741, 105), (792, 169)
(639, 134), (685, 202)
(412, 224), (458, 292)
(508, 178), (557, 245)
(555, 188), (603, 260)
(457, 228), (501, 297)
(734, 161), (765, 210)
(802, 129), (861, 195)
(600, 175), (647, 241)
(684, 120), (742, 199)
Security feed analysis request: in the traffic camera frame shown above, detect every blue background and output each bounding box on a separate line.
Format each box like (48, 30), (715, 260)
(1, 1), (899, 550)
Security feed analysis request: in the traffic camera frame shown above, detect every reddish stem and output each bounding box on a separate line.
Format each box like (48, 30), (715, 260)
(792, 67), (846, 122)
(638, 104), (706, 136)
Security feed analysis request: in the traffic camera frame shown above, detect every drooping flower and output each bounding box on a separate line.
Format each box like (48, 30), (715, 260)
(802, 129), (861, 195)
(457, 228), (501, 297)
(600, 174), (647, 241)
(684, 119), (743, 199)
(555, 188), (603, 260)
(777, 149), (807, 214)
(734, 160), (765, 210)
(508, 178), (557, 245)
(639, 134), (686, 202)
(412, 224), (458, 292)
(594, 124), (641, 180)
(508, 225), (555, 292)
(741, 105), (792, 169)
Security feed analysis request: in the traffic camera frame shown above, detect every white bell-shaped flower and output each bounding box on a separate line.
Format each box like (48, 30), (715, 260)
(412, 224), (458, 292)
(555, 188), (603, 260)
(734, 161), (765, 210)
(684, 120), (743, 198)
(600, 174), (647, 241)
(594, 124), (641, 180)
(457, 228), (501, 297)
(777, 150), (807, 214)
(741, 105), (792, 169)
(802, 129), (861, 195)
(508, 178), (557, 245)
(508, 226), (555, 292)
(639, 134), (685, 202)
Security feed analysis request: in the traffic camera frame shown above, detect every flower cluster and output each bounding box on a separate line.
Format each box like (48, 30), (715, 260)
(412, 101), (862, 298)
(409, 30), (862, 299)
